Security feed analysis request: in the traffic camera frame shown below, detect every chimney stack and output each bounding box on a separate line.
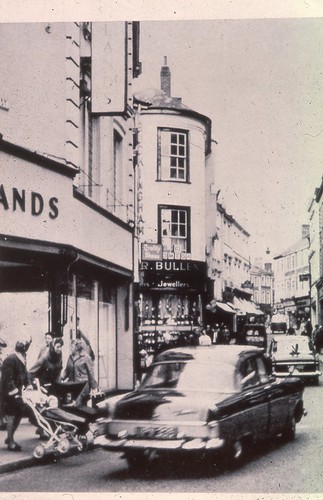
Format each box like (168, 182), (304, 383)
(160, 56), (171, 97)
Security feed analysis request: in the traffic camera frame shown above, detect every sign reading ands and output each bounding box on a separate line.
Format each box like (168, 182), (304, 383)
(0, 184), (59, 219)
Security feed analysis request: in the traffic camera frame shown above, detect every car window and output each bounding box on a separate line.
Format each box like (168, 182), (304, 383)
(141, 361), (236, 392)
(238, 357), (260, 389)
(256, 356), (270, 384)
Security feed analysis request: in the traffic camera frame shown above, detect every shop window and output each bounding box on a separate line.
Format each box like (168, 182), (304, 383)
(157, 128), (189, 182)
(158, 205), (191, 253)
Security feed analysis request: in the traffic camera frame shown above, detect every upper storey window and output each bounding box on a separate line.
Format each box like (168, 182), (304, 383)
(157, 128), (189, 182)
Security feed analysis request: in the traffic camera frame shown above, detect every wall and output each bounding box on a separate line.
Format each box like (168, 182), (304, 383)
(137, 111), (207, 261)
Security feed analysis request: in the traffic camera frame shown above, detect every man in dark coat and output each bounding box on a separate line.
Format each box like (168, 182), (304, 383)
(0, 335), (35, 451)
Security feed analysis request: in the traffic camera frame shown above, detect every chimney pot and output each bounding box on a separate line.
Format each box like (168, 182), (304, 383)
(160, 56), (171, 97)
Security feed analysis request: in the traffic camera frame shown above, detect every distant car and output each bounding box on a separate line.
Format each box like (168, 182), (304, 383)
(271, 314), (288, 333)
(269, 335), (321, 384)
(95, 345), (305, 471)
(237, 323), (268, 350)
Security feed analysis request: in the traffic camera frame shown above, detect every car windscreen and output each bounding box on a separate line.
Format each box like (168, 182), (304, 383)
(275, 338), (312, 356)
(140, 361), (236, 392)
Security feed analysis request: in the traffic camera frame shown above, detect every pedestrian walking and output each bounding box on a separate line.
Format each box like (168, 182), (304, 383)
(0, 334), (36, 451)
(62, 339), (99, 406)
(0, 337), (8, 430)
(212, 324), (220, 344)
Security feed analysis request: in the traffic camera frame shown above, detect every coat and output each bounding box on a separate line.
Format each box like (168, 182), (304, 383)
(0, 353), (29, 415)
(62, 352), (98, 390)
(28, 345), (63, 386)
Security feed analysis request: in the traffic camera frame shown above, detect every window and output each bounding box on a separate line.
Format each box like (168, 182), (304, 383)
(158, 128), (189, 182)
(159, 206), (190, 253)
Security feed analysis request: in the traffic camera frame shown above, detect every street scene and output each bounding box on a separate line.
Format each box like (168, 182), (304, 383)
(0, 2), (322, 496)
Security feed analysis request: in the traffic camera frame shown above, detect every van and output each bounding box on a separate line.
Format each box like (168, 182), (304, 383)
(237, 323), (267, 350)
(271, 314), (288, 333)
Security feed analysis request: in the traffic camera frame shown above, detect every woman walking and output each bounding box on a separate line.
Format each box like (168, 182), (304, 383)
(0, 335), (35, 451)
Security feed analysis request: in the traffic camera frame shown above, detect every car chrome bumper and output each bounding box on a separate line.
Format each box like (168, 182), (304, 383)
(94, 435), (225, 451)
(274, 369), (321, 378)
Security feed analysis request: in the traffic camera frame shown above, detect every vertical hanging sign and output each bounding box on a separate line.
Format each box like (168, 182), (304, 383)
(92, 22), (127, 114)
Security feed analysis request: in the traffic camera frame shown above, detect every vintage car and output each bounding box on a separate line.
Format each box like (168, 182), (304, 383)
(269, 334), (321, 384)
(236, 323), (268, 350)
(95, 345), (305, 470)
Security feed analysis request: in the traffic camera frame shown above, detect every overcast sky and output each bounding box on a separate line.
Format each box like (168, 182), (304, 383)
(132, 17), (323, 260)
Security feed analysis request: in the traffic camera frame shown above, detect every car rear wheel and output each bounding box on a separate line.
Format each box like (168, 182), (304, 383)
(281, 415), (296, 442)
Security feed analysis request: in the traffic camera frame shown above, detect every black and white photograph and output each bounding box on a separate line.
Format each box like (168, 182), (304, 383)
(0, 0), (322, 497)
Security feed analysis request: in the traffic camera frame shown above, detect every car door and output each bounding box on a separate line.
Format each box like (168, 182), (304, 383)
(236, 355), (270, 441)
(256, 353), (290, 436)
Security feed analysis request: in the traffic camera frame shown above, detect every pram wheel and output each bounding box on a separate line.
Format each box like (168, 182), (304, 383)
(77, 434), (88, 452)
(55, 437), (70, 455)
(33, 444), (45, 459)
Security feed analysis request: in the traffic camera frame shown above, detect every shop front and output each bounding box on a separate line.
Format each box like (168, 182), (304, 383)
(0, 139), (134, 391)
(134, 257), (206, 379)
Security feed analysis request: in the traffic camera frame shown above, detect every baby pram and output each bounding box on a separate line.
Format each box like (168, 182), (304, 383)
(23, 380), (106, 459)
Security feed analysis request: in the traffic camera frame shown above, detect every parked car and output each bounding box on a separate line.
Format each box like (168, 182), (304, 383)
(95, 345), (305, 471)
(237, 323), (268, 350)
(269, 334), (321, 384)
(271, 314), (288, 333)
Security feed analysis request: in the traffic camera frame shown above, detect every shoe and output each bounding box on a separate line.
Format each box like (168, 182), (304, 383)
(6, 443), (22, 452)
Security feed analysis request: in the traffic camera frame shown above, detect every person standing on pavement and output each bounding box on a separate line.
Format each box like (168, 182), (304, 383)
(198, 329), (212, 346)
(76, 317), (95, 361)
(36, 331), (54, 360)
(28, 337), (64, 388)
(62, 339), (99, 406)
(0, 334), (36, 451)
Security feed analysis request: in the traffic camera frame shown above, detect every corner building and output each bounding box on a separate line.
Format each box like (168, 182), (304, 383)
(0, 22), (141, 391)
(132, 61), (212, 369)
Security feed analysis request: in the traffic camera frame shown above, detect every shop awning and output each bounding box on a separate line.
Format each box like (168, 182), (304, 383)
(234, 297), (262, 316)
(215, 301), (236, 314)
(206, 300), (236, 314)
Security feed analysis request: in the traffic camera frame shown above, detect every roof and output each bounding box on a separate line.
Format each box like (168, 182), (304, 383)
(274, 237), (309, 259)
(154, 345), (264, 366)
(133, 88), (212, 155)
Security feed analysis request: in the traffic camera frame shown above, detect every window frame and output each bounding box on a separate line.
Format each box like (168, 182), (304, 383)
(158, 205), (191, 253)
(157, 127), (190, 183)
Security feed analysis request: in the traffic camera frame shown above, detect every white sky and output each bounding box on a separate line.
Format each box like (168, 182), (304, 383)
(1, 1), (323, 262)
(132, 17), (323, 260)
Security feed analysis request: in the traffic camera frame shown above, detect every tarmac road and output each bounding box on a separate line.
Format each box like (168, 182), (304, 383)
(0, 381), (322, 494)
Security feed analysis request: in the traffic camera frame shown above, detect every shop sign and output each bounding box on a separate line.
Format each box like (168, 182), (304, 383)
(299, 274), (310, 282)
(0, 184), (59, 219)
(139, 260), (206, 292)
(141, 243), (163, 261)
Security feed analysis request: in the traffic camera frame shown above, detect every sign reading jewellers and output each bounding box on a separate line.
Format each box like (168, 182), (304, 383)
(139, 260), (206, 292)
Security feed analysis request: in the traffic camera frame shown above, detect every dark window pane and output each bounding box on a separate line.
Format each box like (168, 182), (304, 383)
(179, 211), (186, 223)
(171, 145), (177, 155)
(172, 211), (179, 222)
(178, 170), (184, 179)
(179, 135), (185, 145)
(170, 157), (177, 166)
(171, 134), (177, 143)
(179, 146), (185, 156)
(170, 169), (177, 178)
(178, 158), (184, 168)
